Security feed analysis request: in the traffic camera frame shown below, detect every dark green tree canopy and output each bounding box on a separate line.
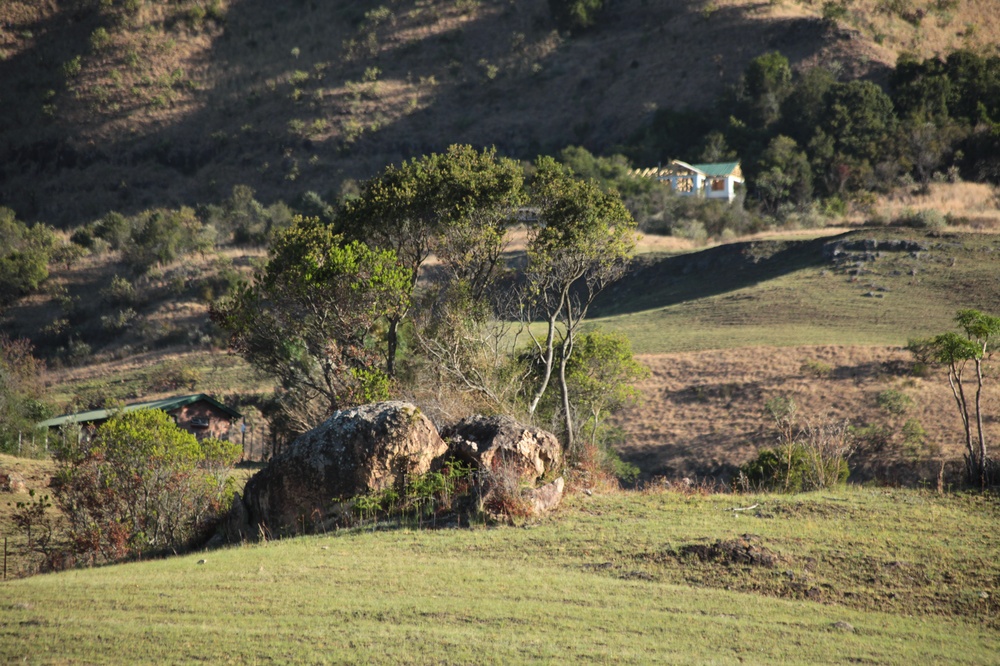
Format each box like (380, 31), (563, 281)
(212, 216), (410, 432)
(340, 145), (525, 376)
(0, 207), (56, 308)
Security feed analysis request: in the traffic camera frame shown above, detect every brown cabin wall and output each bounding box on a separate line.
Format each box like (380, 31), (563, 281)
(169, 402), (236, 440)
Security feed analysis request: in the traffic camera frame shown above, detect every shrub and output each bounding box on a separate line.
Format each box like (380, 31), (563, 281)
(742, 402), (852, 492)
(70, 227), (94, 248)
(896, 208), (946, 229)
(100, 307), (138, 334)
(350, 459), (475, 526)
(905, 337), (938, 377)
(876, 388), (913, 416)
(0, 336), (50, 455)
(800, 359), (833, 378)
(147, 360), (200, 391)
(0, 208), (56, 307)
(52, 410), (240, 561)
(101, 274), (137, 306)
(821, 1), (849, 21)
(480, 456), (535, 522)
(93, 211), (131, 250)
(740, 436), (850, 492)
(549, 0), (606, 32)
(89, 27), (112, 52)
(62, 56), (83, 78)
(122, 207), (203, 272)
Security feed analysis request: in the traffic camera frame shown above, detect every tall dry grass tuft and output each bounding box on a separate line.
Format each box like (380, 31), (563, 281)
(871, 182), (1000, 230)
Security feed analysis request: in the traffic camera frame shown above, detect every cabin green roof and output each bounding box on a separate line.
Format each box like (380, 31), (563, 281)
(37, 394), (241, 429)
(690, 162), (741, 177)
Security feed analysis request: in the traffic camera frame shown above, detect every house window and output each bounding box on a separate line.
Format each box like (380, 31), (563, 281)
(190, 417), (210, 428)
(711, 179), (725, 191)
(674, 177), (693, 193)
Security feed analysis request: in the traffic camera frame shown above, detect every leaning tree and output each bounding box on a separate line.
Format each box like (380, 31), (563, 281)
(522, 156), (637, 452)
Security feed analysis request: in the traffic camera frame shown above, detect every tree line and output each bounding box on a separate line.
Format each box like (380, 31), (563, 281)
(628, 48), (1000, 214)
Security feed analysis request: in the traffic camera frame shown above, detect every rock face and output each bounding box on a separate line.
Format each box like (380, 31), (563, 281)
(526, 477), (565, 515)
(441, 415), (562, 484)
(241, 401), (448, 537)
(0, 470), (27, 493)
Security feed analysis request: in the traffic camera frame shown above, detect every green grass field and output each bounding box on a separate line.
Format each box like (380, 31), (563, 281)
(592, 229), (1000, 354)
(3, 488), (997, 664)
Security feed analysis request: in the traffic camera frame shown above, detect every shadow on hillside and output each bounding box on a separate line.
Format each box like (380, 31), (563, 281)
(1, 0), (890, 226)
(617, 435), (748, 481)
(591, 233), (851, 316)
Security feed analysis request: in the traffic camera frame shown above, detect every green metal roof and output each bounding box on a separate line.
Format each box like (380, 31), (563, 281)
(690, 162), (741, 177)
(37, 393), (242, 429)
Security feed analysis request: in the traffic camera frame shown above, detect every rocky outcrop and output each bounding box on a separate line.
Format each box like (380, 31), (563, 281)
(240, 401), (447, 537)
(441, 415), (562, 484)
(0, 469), (26, 493)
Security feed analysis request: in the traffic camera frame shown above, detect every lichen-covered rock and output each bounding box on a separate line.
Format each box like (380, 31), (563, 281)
(442, 415), (562, 483)
(526, 476), (565, 515)
(240, 401), (447, 538)
(0, 469), (26, 493)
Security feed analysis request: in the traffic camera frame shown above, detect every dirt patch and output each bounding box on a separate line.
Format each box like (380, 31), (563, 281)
(674, 534), (783, 568)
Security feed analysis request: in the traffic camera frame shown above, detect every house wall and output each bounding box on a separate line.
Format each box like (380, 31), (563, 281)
(704, 177), (740, 202)
(168, 402), (236, 440)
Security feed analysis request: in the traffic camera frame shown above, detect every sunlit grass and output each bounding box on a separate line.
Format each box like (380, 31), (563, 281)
(594, 229), (1000, 354)
(2, 488), (996, 664)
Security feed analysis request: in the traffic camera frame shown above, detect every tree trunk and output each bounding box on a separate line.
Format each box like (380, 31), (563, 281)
(974, 358), (988, 489)
(558, 342), (574, 454)
(386, 316), (399, 378)
(946, 363), (976, 484)
(527, 311), (561, 418)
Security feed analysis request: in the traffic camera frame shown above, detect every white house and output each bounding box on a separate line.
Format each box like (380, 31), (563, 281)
(632, 160), (744, 203)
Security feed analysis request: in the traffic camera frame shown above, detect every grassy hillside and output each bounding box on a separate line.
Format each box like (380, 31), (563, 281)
(594, 227), (1000, 353)
(2, 0), (997, 226)
(1, 488), (997, 663)
(10, 224), (998, 471)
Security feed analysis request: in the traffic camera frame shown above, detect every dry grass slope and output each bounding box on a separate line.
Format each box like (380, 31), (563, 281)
(2, 0), (998, 226)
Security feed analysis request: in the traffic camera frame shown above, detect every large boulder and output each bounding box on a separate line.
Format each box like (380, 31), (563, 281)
(441, 415), (562, 484)
(241, 401), (447, 537)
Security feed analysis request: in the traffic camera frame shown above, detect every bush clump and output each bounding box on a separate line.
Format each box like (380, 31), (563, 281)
(739, 441), (849, 492)
(896, 208), (946, 230)
(52, 410), (240, 561)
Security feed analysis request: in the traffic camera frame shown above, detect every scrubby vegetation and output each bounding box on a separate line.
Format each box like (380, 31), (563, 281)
(50, 410), (239, 562)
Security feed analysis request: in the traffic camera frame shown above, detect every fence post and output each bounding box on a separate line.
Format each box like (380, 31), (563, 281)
(3, 537), (7, 581)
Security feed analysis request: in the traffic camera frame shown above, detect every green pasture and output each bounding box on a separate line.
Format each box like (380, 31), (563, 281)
(593, 229), (1000, 354)
(3, 488), (996, 664)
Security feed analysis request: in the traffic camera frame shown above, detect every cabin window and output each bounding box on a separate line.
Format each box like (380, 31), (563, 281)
(711, 179), (725, 191)
(674, 177), (693, 193)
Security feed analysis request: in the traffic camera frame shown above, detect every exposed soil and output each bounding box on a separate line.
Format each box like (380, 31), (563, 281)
(675, 534), (783, 568)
